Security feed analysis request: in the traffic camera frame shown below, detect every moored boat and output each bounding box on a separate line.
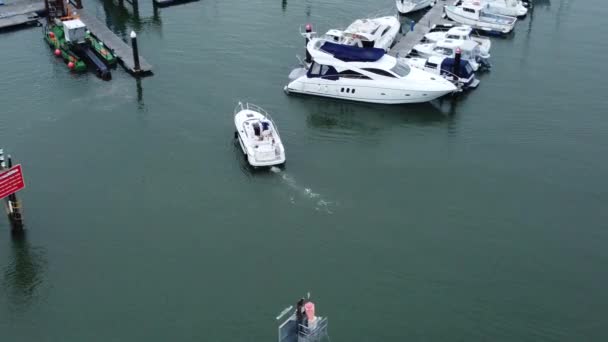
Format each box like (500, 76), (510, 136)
(444, 1), (517, 35)
(424, 25), (491, 57)
(413, 38), (490, 71)
(403, 55), (480, 91)
(285, 38), (457, 104)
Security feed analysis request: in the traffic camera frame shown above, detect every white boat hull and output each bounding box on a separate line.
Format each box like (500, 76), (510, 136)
(285, 76), (454, 104)
(396, 0), (434, 14)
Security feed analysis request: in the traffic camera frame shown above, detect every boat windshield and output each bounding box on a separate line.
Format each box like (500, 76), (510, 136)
(446, 34), (465, 40)
(434, 47), (454, 56)
(390, 61), (411, 77)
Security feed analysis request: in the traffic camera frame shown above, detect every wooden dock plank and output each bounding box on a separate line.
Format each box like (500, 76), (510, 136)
(0, 0), (44, 30)
(389, 0), (449, 57)
(78, 10), (152, 74)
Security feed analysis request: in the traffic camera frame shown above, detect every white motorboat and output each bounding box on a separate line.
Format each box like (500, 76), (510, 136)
(234, 102), (286, 168)
(323, 16), (401, 52)
(424, 25), (491, 57)
(481, 0), (527, 17)
(403, 55), (480, 90)
(285, 38), (457, 104)
(444, 2), (517, 34)
(413, 39), (490, 71)
(396, 0), (434, 14)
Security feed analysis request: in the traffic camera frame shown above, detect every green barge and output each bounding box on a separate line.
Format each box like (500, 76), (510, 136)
(44, 19), (117, 79)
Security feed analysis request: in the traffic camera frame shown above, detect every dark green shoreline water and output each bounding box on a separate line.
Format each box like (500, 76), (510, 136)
(1, 0), (607, 340)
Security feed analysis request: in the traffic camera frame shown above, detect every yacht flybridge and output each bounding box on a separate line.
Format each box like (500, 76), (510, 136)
(234, 102), (286, 168)
(323, 16), (401, 52)
(285, 38), (457, 104)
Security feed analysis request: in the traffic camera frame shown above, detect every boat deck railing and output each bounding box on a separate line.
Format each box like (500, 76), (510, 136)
(234, 102), (279, 133)
(297, 317), (329, 342)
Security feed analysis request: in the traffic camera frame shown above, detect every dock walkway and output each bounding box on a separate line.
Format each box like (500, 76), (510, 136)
(0, 0), (45, 30)
(389, 0), (451, 57)
(78, 10), (152, 74)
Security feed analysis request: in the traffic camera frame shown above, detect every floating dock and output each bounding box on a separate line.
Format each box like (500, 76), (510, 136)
(389, 0), (451, 57)
(0, 0), (45, 30)
(153, 0), (198, 8)
(78, 10), (152, 75)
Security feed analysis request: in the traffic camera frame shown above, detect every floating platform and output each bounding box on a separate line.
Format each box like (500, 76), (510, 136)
(0, 0), (45, 30)
(390, 0), (450, 57)
(78, 10), (152, 75)
(153, 0), (198, 8)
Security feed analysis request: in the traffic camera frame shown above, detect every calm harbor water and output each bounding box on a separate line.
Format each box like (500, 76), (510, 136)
(1, 0), (608, 340)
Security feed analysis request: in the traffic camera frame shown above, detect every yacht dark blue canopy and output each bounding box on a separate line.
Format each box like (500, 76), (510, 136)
(320, 42), (385, 62)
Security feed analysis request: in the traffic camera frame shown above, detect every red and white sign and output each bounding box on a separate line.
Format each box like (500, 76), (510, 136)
(0, 165), (25, 199)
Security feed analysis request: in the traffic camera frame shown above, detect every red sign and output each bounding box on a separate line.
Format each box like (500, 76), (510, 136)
(0, 165), (25, 199)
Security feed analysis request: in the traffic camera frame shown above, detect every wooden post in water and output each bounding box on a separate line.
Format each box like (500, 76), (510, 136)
(130, 31), (141, 73)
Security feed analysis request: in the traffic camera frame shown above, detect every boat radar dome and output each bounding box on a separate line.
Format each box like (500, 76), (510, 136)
(305, 23), (312, 31)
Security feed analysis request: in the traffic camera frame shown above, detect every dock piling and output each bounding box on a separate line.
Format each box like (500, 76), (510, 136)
(130, 30), (141, 72)
(304, 23), (312, 64)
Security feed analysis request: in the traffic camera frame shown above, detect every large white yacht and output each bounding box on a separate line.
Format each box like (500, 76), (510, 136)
(323, 16), (401, 52)
(285, 38), (457, 104)
(445, 2), (517, 34)
(396, 0), (434, 14)
(234, 102), (286, 168)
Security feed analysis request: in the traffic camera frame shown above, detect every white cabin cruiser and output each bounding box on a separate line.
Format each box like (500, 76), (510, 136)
(323, 16), (401, 52)
(424, 25), (491, 56)
(285, 38), (457, 104)
(234, 102), (286, 168)
(413, 39), (490, 71)
(445, 2), (517, 34)
(396, 0), (434, 14)
(403, 55), (480, 90)
(479, 0), (527, 17)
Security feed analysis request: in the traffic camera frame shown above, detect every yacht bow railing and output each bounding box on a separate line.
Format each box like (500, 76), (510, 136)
(234, 102), (280, 134)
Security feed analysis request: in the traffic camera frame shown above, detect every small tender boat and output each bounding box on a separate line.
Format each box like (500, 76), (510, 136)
(481, 0), (528, 17)
(396, 0), (434, 14)
(424, 25), (491, 57)
(276, 294), (329, 342)
(403, 55), (480, 91)
(413, 39), (490, 71)
(323, 16), (401, 52)
(234, 102), (285, 168)
(444, 1), (517, 34)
